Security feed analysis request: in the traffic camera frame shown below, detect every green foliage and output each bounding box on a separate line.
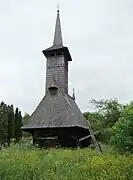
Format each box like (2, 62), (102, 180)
(84, 99), (124, 143)
(83, 111), (104, 132)
(18, 111), (23, 138)
(0, 143), (132, 179)
(8, 105), (15, 143)
(89, 99), (123, 128)
(1, 103), (8, 145)
(23, 113), (30, 122)
(99, 128), (113, 143)
(0, 102), (22, 146)
(15, 108), (22, 142)
(84, 99), (133, 152)
(22, 113), (31, 138)
(110, 102), (133, 153)
(0, 103), (5, 145)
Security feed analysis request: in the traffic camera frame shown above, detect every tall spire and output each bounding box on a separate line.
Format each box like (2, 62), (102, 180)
(53, 7), (63, 47)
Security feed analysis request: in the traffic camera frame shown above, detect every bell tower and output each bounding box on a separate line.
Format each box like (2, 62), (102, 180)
(22, 8), (100, 151)
(42, 10), (72, 94)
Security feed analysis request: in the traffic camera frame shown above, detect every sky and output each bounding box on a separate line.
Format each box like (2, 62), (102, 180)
(0, 0), (133, 115)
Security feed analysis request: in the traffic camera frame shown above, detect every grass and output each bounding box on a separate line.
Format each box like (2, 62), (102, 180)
(0, 139), (133, 180)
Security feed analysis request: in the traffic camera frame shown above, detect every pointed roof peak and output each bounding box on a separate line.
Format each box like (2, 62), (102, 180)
(53, 7), (63, 47)
(72, 88), (76, 100)
(42, 8), (72, 61)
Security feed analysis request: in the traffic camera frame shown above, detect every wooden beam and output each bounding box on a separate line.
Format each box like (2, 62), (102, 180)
(36, 136), (58, 140)
(86, 121), (102, 153)
(79, 135), (91, 142)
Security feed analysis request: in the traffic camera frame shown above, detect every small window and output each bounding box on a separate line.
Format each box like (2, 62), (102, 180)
(49, 87), (58, 96)
(49, 52), (55, 57)
(56, 52), (63, 56)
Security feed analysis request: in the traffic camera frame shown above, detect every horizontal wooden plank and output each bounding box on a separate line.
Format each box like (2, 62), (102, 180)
(79, 135), (91, 142)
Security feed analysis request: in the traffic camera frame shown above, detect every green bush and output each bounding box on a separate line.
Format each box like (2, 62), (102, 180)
(99, 128), (113, 144)
(110, 102), (133, 153)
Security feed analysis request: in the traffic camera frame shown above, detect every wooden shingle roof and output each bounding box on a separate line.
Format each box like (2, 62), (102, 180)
(22, 88), (89, 130)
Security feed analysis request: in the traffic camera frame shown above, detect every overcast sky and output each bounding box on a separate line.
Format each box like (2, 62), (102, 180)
(0, 0), (133, 115)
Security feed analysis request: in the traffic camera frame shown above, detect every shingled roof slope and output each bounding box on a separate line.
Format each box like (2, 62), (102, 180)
(22, 89), (89, 130)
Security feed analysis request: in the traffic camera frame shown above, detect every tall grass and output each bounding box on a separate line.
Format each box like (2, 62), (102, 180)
(0, 140), (133, 180)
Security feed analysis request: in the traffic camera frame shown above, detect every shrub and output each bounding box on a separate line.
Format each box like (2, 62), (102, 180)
(110, 102), (133, 153)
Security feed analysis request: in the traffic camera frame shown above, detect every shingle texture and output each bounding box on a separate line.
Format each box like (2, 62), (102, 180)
(22, 10), (90, 132)
(22, 89), (89, 129)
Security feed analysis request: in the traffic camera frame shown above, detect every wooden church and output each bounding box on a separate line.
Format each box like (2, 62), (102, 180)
(22, 9), (97, 148)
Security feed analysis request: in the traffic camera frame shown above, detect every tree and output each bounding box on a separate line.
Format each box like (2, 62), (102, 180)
(15, 108), (22, 142)
(0, 103), (4, 146)
(7, 105), (15, 145)
(110, 102), (133, 153)
(22, 113), (31, 138)
(89, 99), (123, 128)
(23, 113), (30, 124)
(18, 111), (23, 138)
(85, 99), (124, 143)
(83, 111), (104, 132)
(0, 102), (23, 147)
(2, 104), (8, 146)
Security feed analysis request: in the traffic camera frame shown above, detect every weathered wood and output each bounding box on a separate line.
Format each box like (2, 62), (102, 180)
(79, 135), (91, 142)
(22, 11), (97, 150)
(36, 136), (58, 140)
(34, 136), (59, 148)
(86, 121), (102, 153)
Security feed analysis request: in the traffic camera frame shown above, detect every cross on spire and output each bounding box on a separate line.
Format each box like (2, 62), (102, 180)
(57, 4), (59, 13)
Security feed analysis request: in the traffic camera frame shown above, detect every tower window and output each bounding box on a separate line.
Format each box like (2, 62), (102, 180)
(49, 52), (55, 57)
(56, 52), (63, 56)
(48, 87), (58, 96)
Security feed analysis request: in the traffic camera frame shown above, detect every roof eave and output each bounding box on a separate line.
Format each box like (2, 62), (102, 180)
(21, 125), (89, 130)
(42, 46), (72, 61)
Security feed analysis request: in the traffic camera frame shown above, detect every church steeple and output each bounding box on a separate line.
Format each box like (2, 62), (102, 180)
(53, 9), (63, 47)
(22, 9), (96, 150)
(42, 9), (72, 62)
(42, 8), (72, 94)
